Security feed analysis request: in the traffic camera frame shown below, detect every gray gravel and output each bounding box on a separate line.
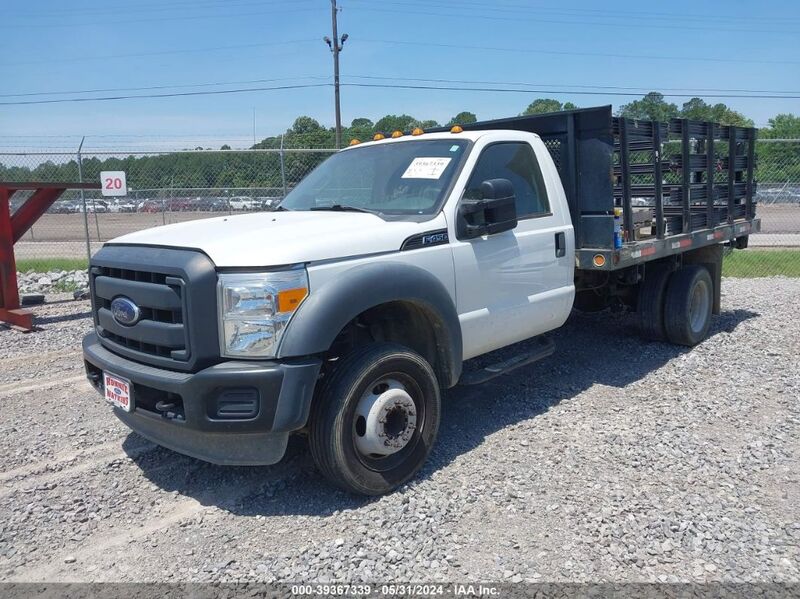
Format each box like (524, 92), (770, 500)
(0, 277), (797, 584)
(16, 270), (89, 295)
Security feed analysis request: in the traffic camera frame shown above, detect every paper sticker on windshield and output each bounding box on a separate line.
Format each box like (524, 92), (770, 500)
(401, 157), (452, 179)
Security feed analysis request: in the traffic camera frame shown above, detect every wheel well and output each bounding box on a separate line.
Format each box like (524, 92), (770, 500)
(324, 301), (454, 387)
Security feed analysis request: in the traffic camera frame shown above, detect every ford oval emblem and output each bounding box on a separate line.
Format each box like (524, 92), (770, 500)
(110, 297), (141, 326)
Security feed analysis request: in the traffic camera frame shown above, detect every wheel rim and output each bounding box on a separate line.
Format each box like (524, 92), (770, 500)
(689, 279), (711, 334)
(352, 373), (424, 472)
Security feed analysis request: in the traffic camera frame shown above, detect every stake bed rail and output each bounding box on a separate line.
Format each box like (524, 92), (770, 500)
(442, 106), (758, 271)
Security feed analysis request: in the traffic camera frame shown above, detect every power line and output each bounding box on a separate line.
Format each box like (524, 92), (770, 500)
(370, 0), (800, 26)
(340, 82), (800, 100)
(3, 81), (799, 107)
(347, 75), (800, 96)
(360, 38), (800, 66)
(8, 73), (797, 101)
(6, 6), (319, 29)
(0, 84), (332, 106)
(348, 3), (799, 35)
(0, 39), (318, 68)
(5, 0), (314, 19)
(0, 75), (328, 99)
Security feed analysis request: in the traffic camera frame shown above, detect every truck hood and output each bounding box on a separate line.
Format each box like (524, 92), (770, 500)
(106, 211), (447, 267)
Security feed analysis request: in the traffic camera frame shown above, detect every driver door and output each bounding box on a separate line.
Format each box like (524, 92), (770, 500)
(451, 140), (573, 359)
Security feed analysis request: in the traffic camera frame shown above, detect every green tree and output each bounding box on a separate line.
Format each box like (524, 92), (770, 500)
(521, 99), (576, 115)
(757, 113), (800, 184)
(447, 111), (478, 126)
(680, 98), (753, 126)
(417, 119), (440, 129)
(617, 92), (679, 121)
(373, 114), (419, 134)
(344, 117), (375, 143)
(760, 114), (800, 138)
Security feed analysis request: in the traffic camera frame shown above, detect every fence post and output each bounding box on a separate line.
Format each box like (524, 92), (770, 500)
(77, 137), (92, 263)
(163, 177), (170, 225)
(280, 134), (288, 197)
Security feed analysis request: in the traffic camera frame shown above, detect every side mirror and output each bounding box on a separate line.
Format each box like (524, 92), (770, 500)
(457, 178), (518, 240)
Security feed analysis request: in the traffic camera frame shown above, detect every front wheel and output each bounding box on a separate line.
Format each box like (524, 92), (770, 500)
(309, 343), (441, 495)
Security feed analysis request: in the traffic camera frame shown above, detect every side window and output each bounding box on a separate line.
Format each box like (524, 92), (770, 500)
(464, 142), (550, 218)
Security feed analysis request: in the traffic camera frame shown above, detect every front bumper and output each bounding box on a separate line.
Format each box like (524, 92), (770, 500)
(82, 333), (321, 465)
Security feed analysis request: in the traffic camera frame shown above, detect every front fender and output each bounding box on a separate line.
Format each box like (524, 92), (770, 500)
(278, 262), (462, 387)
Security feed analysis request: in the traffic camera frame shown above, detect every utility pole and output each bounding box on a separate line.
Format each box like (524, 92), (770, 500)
(324, 0), (348, 148)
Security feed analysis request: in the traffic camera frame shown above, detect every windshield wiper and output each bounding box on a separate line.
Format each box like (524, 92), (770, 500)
(309, 204), (377, 214)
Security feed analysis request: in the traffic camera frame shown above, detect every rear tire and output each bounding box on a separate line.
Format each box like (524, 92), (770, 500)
(663, 265), (713, 347)
(637, 264), (672, 341)
(309, 343), (441, 496)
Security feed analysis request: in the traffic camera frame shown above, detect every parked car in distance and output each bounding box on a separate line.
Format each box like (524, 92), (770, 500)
(228, 196), (256, 210)
(76, 199), (109, 213)
(255, 197), (282, 211)
(49, 200), (79, 214)
(108, 199), (137, 213)
(165, 198), (192, 212)
(190, 197), (230, 212)
(138, 199), (162, 213)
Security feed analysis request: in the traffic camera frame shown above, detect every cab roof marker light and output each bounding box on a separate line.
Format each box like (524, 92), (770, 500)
(450, 125), (463, 133)
(373, 133), (385, 141)
(391, 130), (403, 138)
(411, 127), (424, 136)
(349, 138), (361, 146)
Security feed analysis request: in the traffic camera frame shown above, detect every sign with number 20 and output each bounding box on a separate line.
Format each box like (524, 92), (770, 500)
(100, 171), (127, 197)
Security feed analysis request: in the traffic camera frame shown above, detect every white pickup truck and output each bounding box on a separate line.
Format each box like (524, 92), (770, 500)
(83, 106), (758, 495)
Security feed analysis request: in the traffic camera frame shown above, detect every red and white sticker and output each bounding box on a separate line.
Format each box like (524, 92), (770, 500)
(104, 372), (132, 412)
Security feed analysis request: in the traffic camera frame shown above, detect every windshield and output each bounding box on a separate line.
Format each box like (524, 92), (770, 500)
(279, 139), (469, 216)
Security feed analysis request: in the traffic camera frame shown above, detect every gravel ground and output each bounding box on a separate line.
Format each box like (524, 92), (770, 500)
(0, 278), (797, 584)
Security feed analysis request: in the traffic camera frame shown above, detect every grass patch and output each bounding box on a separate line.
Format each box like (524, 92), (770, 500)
(52, 279), (81, 293)
(722, 250), (800, 278)
(16, 258), (88, 273)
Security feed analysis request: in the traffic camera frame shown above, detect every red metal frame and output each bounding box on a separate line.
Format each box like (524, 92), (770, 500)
(0, 182), (100, 330)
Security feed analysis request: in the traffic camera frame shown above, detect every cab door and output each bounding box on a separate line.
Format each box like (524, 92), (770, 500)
(450, 138), (574, 359)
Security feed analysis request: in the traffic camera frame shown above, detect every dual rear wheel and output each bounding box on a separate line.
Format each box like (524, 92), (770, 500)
(637, 264), (713, 346)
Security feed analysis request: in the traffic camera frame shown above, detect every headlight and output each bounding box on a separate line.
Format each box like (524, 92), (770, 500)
(217, 269), (309, 358)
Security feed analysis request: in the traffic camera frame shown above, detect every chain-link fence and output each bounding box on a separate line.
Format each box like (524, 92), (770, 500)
(1, 148), (334, 263)
(2, 140), (799, 278)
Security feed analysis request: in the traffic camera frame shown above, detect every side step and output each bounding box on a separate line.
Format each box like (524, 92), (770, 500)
(458, 337), (555, 386)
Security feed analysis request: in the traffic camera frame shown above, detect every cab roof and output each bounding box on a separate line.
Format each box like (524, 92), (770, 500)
(340, 129), (540, 151)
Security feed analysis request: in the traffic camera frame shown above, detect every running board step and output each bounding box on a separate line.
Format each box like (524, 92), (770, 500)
(458, 337), (555, 386)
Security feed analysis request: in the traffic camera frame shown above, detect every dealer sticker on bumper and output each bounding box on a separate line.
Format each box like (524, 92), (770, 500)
(103, 372), (133, 412)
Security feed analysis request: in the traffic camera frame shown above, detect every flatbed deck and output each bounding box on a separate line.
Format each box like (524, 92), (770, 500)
(445, 106), (758, 272)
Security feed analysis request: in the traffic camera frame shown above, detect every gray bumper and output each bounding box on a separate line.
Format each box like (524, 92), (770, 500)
(82, 333), (321, 465)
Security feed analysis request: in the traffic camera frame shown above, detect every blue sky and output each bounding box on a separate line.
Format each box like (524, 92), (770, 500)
(1, 0), (798, 150)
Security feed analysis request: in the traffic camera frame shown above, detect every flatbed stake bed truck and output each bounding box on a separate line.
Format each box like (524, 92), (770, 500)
(83, 106), (758, 495)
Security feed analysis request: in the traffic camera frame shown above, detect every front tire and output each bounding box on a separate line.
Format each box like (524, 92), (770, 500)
(309, 343), (441, 496)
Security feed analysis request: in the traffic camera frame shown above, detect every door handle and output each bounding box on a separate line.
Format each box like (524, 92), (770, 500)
(555, 231), (566, 257)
